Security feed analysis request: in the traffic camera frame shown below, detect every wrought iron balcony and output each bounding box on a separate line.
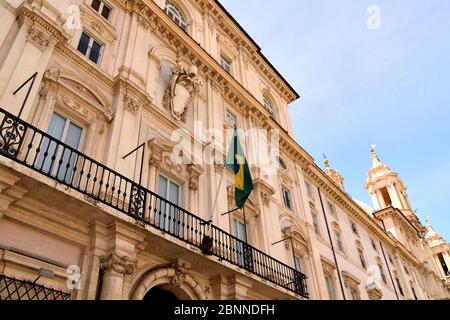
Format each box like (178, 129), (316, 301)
(0, 108), (309, 299)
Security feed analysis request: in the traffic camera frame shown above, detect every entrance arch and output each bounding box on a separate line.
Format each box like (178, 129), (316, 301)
(130, 266), (206, 300)
(144, 286), (179, 302)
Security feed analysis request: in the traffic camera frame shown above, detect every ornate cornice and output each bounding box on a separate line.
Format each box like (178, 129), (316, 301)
(192, 0), (298, 103)
(16, 1), (69, 46)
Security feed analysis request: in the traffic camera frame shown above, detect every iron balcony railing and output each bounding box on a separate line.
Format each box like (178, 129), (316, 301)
(0, 108), (308, 299)
(0, 275), (71, 300)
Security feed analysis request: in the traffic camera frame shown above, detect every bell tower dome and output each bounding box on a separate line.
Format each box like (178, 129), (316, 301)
(364, 145), (419, 225)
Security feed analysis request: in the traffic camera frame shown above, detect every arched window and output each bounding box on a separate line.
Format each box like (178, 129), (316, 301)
(263, 96), (275, 116)
(165, 0), (188, 31)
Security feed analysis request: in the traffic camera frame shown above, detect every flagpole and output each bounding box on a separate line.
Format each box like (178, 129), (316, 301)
(243, 206), (248, 243)
(210, 165), (225, 225)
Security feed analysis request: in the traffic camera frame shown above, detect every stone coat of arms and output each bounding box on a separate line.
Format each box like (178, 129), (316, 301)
(163, 58), (204, 122)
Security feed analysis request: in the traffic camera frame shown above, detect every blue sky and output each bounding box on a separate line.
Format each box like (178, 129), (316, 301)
(220, 0), (450, 240)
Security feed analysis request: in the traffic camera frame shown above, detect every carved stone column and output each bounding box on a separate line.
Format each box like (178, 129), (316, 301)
(99, 253), (137, 300)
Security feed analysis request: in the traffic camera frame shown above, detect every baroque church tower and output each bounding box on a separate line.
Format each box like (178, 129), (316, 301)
(364, 145), (422, 229)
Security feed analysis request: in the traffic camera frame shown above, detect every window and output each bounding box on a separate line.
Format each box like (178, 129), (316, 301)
(157, 175), (183, 236)
(395, 276), (404, 296)
(371, 238), (378, 251)
(350, 289), (359, 300)
(282, 186), (293, 211)
(220, 56), (232, 74)
(324, 275), (335, 300)
(165, 0), (187, 30)
(233, 219), (248, 267)
(378, 261), (388, 284)
(263, 96), (274, 115)
(356, 241), (367, 270)
(380, 187), (392, 207)
(411, 286), (418, 300)
(226, 109), (237, 128)
(77, 31), (103, 64)
(305, 181), (313, 199)
(358, 248), (367, 270)
(278, 157), (287, 170)
(388, 254), (394, 265)
(335, 231), (344, 252)
(37, 112), (83, 182)
(294, 255), (303, 273)
(91, 0), (112, 20)
(404, 266), (410, 275)
(327, 202), (336, 216)
(351, 221), (359, 235)
(312, 213), (320, 235)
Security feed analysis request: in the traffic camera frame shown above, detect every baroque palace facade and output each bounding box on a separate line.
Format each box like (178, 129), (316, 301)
(0, 0), (449, 300)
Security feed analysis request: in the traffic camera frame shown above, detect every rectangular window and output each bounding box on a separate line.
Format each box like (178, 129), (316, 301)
(336, 232), (344, 252)
(220, 56), (232, 74)
(233, 219), (248, 267)
(157, 175), (183, 236)
(396, 277), (404, 296)
(379, 264), (387, 284)
(327, 202), (336, 216)
(351, 221), (359, 235)
(371, 239), (378, 251)
(411, 286), (418, 300)
(37, 112), (83, 182)
(350, 290), (359, 300)
(91, 0), (112, 20)
(77, 31), (103, 64)
(358, 249), (367, 270)
(282, 187), (293, 211)
(294, 255), (303, 273)
(325, 276), (335, 300)
(312, 214), (320, 235)
(305, 181), (313, 198)
(226, 109), (237, 128)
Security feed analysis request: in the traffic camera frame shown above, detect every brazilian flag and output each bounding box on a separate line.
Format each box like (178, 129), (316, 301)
(226, 127), (254, 209)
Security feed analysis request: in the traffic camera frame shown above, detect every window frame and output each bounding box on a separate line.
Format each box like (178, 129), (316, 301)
(220, 55), (232, 74)
(40, 111), (85, 180)
(327, 201), (337, 217)
(165, 0), (188, 31)
(90, 0), (113, 21)
(324, 275), (335, 300)
(225, 109), (237, 128)
(305, 181), (313, 199)
(263, 96), (275, 116)
(312, 213), (321, 236)
(335, 231), (344, 252)
(281, 186), (293, 211)
(350, 220), (359, 236)
(77, 31), (104, 65)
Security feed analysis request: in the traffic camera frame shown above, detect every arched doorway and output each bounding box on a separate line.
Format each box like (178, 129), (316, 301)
(144, 286), (178, 302)
(130, 266), (207, 300)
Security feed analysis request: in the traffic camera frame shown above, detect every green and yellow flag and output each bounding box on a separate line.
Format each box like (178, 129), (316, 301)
(226, 127), (254, 209)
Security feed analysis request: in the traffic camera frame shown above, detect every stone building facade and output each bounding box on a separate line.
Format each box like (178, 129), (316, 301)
(0, 0), (448, 300)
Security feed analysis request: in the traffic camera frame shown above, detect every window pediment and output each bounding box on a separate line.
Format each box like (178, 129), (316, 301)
(81, 5), (118, 44)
